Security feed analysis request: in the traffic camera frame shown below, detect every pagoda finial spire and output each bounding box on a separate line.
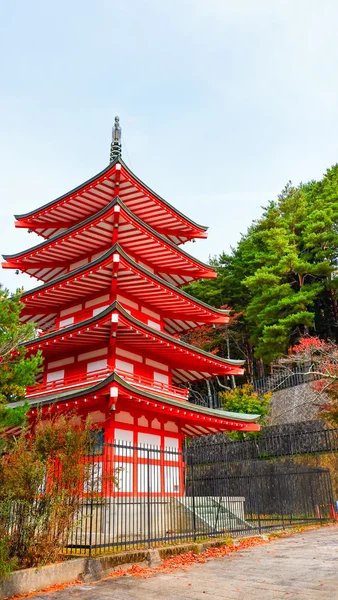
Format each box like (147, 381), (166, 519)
(110, 116), (122, 162)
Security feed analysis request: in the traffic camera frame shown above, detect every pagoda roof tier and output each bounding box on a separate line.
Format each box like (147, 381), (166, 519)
(24, 302), (244, 384)
(20, 244), (230, 334)
(3, 198), (215, 286)
(14, 159), (208, 245)
(9, 373), (260, 435)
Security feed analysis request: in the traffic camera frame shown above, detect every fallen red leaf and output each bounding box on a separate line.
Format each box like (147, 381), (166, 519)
(9, 523), (337, 598)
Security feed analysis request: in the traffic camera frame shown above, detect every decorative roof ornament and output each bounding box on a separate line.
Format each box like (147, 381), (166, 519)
(110, 116), (122, 162)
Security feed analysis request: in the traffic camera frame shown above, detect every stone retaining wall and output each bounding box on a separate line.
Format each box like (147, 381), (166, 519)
(0, 537), (241, 599)
(270, 382), (324, 424)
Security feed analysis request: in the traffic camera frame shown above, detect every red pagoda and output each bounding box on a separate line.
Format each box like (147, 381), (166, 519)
(3, 118), (259, 496)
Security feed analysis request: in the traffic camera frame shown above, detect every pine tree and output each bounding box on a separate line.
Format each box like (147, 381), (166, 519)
(243, 183), (330, 362)
(186, 171), (338, 368)
(303, 166), (338, 339)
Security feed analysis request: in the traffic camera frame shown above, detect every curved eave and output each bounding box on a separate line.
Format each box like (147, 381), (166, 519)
(113, 374), (259, 423)
(5, 197), (118, 261)
(14, 158), (121, 220)
(20, 245), (117, 298)
(118, 159), (208, 233)
(4, 197), (215, 278)
(21, 243), (229, 321)
(14, 157), (208, 235)
(8, 373), (259, 426)
(24, 301), (244, 370)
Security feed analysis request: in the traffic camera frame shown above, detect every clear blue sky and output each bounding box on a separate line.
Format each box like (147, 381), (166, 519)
(1, 0), (338, 292)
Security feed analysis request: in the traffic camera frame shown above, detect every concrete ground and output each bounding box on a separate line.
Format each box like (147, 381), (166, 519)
(29, 526), (338, 599)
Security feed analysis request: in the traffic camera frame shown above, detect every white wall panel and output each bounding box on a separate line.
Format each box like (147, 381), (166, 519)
(164, 467), (180, 493)
(164, 437), (179, 461)
(115, 462), (133, 493)
(86, 359), (108, 373)
(138, 464), (161, 493)
(114, 429), (134, 456)
(46, 369), (64, 383)
(154, 372), (169, 384)
(115, 359), (134, 374)
(59, 316), (75, 328)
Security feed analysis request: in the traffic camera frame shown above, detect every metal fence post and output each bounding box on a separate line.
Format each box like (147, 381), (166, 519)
(277, 474), (285, 530)
(257, 475), (262, 534)
(309, 473), (316, 521)
(88, 453), (95, 558)
(191, 459), (197, 542)
(147, 448), (151, 548)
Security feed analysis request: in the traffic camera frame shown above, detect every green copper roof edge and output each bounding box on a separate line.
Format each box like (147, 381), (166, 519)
(21, 245), (118, 297)
(24, 300), (245, 368)
(14, 157), (208, 233)
(14, 157), (120, 220)
(112, 374), (259, 422)
(8, 372), (259, 422)
(4, 197), (214, 275)
(5, 197), (119, 260)
(21, 242), (230, 318)
(118, 158), (208, 232)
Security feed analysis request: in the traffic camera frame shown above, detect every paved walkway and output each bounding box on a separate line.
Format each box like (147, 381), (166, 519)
(30, 526), (338, 599)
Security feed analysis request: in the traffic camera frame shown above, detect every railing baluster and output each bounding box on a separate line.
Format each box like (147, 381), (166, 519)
(27, 366), (189, 399)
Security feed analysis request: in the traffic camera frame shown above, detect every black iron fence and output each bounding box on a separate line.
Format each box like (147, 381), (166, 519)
(188, 427), (338, 462)
(3, 440), (336, 558)
(186, 458), (334, 517)
(251, 367), (322, 395)
(66, 441), (335, 555)
(188, 367), (323, 409)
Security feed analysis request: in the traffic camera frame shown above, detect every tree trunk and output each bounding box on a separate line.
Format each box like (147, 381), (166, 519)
(226, 332), (236, 389)
(206, 379), (212, 406)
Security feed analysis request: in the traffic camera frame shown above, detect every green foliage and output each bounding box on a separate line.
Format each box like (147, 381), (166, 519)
(219, 384), (271, 440)
(241, 182), (331, 362)
(0, 539), (16, 578)
(186, 167), (338, 368)
(0, 286), (42, 434)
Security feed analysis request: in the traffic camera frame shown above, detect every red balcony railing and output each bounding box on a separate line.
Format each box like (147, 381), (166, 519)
(26, 367), (113, 397)
(115, 369), (188, 400)
(26, 367), (188, 400)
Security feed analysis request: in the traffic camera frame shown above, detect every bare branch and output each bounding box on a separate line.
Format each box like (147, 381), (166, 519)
(216, 376), (231, 391)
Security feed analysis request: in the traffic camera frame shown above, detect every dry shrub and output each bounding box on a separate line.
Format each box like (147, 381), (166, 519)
(0, 413), (92, 576)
